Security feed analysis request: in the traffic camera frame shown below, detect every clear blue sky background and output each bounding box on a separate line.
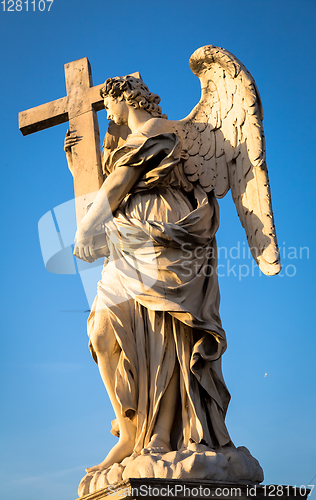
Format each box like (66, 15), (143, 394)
(1, 1), (315, 499)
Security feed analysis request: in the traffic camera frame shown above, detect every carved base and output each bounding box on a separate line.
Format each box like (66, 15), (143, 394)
(76, 479), (310, 500)
(78, 447), (264, 497)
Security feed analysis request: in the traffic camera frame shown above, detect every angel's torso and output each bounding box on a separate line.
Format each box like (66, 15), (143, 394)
(104, 118), (197, 223)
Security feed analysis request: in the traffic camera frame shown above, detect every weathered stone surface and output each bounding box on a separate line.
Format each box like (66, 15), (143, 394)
(19, 57), (104, 224)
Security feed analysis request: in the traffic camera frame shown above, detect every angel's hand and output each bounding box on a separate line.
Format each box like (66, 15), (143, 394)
(64, 129), (79, 153)
(74, 227), (98, 263)
(64, 129), (80, 175)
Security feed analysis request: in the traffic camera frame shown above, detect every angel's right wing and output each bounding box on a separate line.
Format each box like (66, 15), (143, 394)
(175, 45), (281, 276)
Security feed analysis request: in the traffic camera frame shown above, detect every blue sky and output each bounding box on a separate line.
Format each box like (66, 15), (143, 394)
(1, 1), (315, 499)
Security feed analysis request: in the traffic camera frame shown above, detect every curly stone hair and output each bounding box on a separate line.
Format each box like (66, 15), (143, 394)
(100, 75), (167, 119)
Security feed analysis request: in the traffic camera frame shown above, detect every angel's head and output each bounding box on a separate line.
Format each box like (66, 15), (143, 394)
(100, 75), (167, 123)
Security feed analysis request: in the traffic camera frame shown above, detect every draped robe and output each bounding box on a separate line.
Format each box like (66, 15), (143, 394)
(87, 130), (232, 453)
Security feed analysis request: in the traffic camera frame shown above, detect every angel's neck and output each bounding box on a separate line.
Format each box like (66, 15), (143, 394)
(127, 107), (152, 134)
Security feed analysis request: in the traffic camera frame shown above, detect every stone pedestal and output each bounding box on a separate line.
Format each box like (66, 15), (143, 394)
(78, 447), (264, 497)
(76, 479), (311, 500)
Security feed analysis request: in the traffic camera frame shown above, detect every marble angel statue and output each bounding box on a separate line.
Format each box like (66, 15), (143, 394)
(64, 45), (280, 480)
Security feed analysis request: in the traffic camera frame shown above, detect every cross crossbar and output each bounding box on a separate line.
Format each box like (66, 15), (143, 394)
(19, 84), (104, 136)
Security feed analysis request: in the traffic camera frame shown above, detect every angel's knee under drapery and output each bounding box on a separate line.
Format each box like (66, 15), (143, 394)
(87, 131), (232, 451)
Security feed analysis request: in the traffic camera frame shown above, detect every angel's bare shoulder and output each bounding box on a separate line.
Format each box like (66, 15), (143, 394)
(141, 117), (177, 136)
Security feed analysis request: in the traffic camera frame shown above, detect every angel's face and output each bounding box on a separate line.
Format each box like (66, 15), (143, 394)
(103, 96), (128, 125)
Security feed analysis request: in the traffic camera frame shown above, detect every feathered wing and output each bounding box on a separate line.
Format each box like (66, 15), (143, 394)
(176, 45), (281, 276)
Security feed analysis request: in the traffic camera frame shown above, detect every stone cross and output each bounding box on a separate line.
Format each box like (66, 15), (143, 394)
(19, 57), (105, 223)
